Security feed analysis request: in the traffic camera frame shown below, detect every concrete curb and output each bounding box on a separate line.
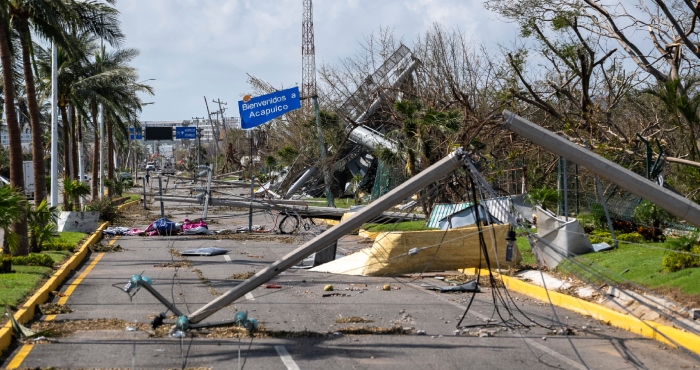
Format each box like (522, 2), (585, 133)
(0, 198), (138, 356)
(499, 274), (700, 356)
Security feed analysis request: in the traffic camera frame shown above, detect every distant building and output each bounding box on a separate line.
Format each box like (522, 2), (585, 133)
(0, 125), (32, 148)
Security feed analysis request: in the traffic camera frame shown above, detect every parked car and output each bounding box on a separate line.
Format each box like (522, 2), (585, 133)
(145, 163), (156, 171)
(118, 172), (133, 181)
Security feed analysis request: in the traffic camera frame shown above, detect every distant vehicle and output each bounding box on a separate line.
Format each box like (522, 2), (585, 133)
(118, 172), (133, 181)
(162, 163), (175, 175)
(145, 162), (156, 171)
(0, 174), (9, 187)
(23, 161), (34, 198)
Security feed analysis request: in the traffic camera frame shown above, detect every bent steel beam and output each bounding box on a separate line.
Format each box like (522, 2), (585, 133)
(503, 111), (700, 229)
(186, 149), (466, 324)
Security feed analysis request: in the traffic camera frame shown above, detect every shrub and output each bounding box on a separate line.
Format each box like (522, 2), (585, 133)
(42, 241), (76, 252)
(12, 253), (55, 267)
(85, 198), (119, 222)
(662, 234), (700, 272)
(617, 232), (644, 244)
(588, 230), (612, 244)
(634, 200), (674, 229)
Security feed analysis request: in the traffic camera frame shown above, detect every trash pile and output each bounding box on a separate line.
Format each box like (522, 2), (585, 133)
(102, 218), (213, 237)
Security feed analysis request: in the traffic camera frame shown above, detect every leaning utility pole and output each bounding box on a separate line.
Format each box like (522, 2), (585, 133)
(203, 96), (219, 174)
(191, 117), (204, 170)
(302, 0), (334, 207)
(213, 98), (228, 160)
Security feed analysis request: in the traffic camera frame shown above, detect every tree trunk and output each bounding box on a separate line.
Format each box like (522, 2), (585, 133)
(17, 20), (46, 207)
(0, 21), (29, 255)
(60, 104), (71, 206)
(70, 105), (78, 180)
(107, 117), (114, 197)
(91, 103), (99, 200)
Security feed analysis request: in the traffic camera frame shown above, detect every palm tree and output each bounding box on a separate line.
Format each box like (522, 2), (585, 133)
(73, 46), (152, 197)
(10, 0), (123, 205)
(0, 5), (29, 255)
(0, 186), (25, 272)
(62, 177), (89, 211)
(26, 199), (57, 253)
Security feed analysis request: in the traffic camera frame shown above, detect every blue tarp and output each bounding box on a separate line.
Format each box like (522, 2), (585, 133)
(153, 218), (177, 235)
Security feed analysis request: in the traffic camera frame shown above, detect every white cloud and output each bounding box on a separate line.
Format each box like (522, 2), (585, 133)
(116, 0), (517, 121)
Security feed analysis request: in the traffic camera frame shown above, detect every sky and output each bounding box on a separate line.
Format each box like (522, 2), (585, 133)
(116, 0), (519, 121)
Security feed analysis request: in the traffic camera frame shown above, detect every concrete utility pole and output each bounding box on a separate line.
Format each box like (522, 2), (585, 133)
(203, 96), (219, 174)
(191, 117), (204, 169)
(50, 42), (58, 207)
(213, 99), (228, 153)
(502, 111), (700, 229)
(186, 149), (467, 324)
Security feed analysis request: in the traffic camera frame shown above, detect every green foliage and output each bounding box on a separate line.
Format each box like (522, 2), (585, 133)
(277, 146), (299, 166)
(634, 200), (674, 228)
(662, 234), (700, 272)
(617, 232), (644, 244)
(362, 220), (435, 232)
(0, 186), (25, 254)
(85, 198), (118, 222)
(42, 241), (76, 252)
(588, 229), (612, 244)
(12, 253), (55, 267)
(525, 187), (560, 211)
(62, 179), (90, 212)
(27, 200), (58, 253)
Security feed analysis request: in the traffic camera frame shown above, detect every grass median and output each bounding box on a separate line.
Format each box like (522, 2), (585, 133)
(0, 231), (87, 321)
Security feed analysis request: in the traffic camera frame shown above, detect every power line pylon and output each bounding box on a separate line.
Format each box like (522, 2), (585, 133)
(301, 0), (316, 105)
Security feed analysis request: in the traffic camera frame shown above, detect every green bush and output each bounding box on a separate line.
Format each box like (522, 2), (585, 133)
(588, 229), (612, 244)
(617, 232), (644, 244)
(634, 200), (674, 229)
(85, 198), (118, 222)
(662, 234), (700, 272)
(12, 253), (55, 267)
(42, 241), (76, 252)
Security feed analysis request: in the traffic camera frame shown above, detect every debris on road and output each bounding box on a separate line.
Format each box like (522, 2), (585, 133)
(40, 303), (72, 315)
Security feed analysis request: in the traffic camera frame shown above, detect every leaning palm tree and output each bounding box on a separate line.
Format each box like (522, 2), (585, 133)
(73, 46), (153, 198)
(0, 186), (25, 272)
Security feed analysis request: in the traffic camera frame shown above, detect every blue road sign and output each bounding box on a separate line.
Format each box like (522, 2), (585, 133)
(238, 86), (301, 129)
(128, 127), (143, 140)
(176, 126), (197, 139)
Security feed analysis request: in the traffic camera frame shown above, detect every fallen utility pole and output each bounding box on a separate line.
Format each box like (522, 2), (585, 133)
(185, 148), (466, 324)
(154, 194), (424, 222)
(503, 111), (700, 229)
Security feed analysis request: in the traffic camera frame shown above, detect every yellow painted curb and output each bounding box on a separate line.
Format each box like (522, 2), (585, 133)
(500, 274), (700, 356)
(117, 199), (140, 212)
(0, 221), (109, 357)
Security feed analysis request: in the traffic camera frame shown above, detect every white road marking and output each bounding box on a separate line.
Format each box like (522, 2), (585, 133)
(224, 255), (231, 263)
(275, 345), (300, 370)
(245, 292), (255, 301)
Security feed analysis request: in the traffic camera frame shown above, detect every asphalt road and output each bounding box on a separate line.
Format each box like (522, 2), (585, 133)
(2, 201), (699, 369)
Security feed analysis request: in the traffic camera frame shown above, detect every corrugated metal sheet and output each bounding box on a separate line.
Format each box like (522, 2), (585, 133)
(427, 203), (471, 228)
(427, 197), (515, 228)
